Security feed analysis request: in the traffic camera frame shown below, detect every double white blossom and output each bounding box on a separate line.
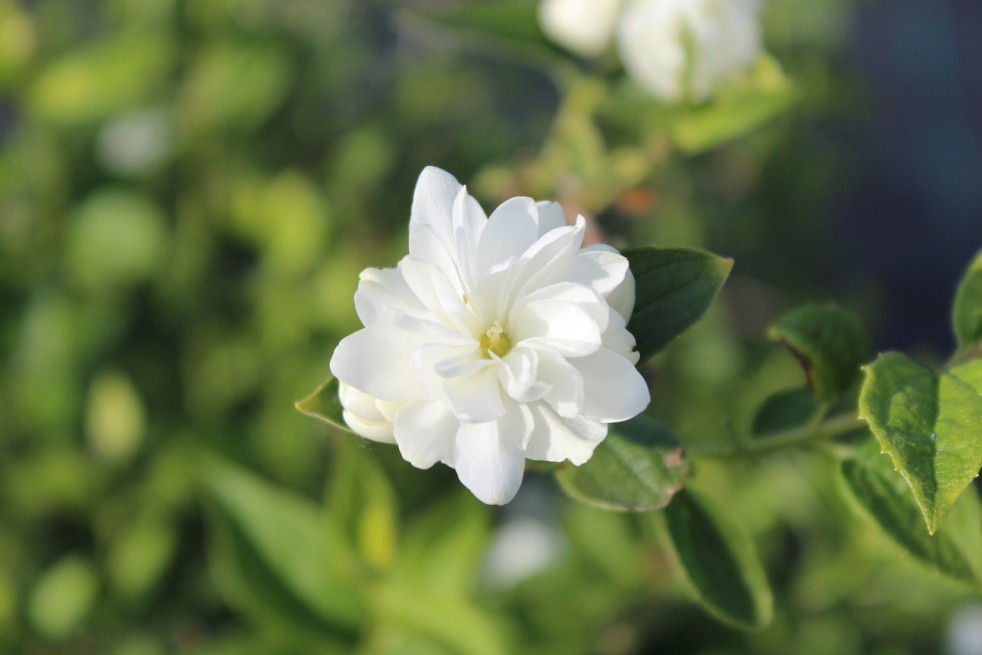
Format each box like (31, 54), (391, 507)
(330, 167), (649, 505)
(539, 0), (762, 103)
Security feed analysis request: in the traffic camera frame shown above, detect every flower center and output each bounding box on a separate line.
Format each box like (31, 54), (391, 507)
(480, 321), (511, 358)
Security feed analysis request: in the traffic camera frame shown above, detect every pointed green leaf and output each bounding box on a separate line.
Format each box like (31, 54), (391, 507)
(839, 443), (982, 587)
(859, 353), (982, 533)
(295, 376), (354, 434)
(202, 460), (366, 637)
(624, 246), (732, 363)
(768, 304), (869, 401)
(556, 415), (689, 512)
(953, 247), (982, 351)
(751, 387), (822, 439)
(662, 490), (773, 631)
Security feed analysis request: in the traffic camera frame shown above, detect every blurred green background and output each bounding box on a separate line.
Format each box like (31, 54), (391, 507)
(2, 0), (981, 653)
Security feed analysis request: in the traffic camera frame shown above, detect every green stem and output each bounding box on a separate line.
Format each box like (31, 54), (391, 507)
(688, 412), (867, 460)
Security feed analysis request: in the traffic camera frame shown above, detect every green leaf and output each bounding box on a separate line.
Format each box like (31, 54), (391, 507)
(556, 415), (689, 512)
(662, 490), (773, 631)
(202, 459), (366, 637)
(859, 353), (982, 534)
(953, 247), (982, 351)
(672, 56), (795, 155)
(751, 387), (821, 438)
(27, 556), (99, 640)
(295, 376), (353, 434)
(839, 443), (982, 587)
(768, 304), (869, 401)
(624, 246), (732, 363)
(327, 441), (398, 572)
(398, 1), (568, 71)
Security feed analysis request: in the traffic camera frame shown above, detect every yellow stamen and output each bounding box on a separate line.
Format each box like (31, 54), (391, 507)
(480, 321), (511, 358)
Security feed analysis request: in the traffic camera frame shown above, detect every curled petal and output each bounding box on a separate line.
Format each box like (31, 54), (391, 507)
(444, 366), (505, 423)
(524, 401), (607, 465)
(338, 383), (397, 444)
(452, 403), (531, 505)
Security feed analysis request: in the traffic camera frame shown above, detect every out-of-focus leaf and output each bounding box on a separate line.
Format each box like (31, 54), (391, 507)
(182, 40), (291, 134)
(859, 353), (982, 534)
(106, 514), (177, 601)
(672, 55), (795, 154)
(751, 387), (821, 438)
(67, 189), (169, 290)
(295, 376), (353, 434)
(839, 442), (982, 587)
(27, 556), (99, 639)
(768, 304), (869, 401)
(29, 31), (173, 125)
(556, 415), (689, 512)
(202, 460), (366, 638)
(86, 369), (145, 463)
(663, 490), (773, 631)
(624, 246), (733, 362)
(399, 1), (568, 70)
(391, 493), (491, 596)
(327, 441), (398, 572)
(953, 247), (982, 351)
(375, 588), (507, 655)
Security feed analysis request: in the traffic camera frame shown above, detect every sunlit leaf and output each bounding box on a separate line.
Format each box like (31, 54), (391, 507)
(859, 353), (982, 534)
(623, 246), (732, 363)
(768, 304), (869, 401)
(203, 460), (366, 638)
(556, 415), (689, 512)
(27, 556), (98, 639)
(662, 490), (773, 631)
(839, 442), (982, 587)
(953, 247), (982, 352)
(295, 376), (353, 434)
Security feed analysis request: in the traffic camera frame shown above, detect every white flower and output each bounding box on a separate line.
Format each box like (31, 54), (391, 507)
(330, 167), (649, 505)
(540, 0), (762, 103)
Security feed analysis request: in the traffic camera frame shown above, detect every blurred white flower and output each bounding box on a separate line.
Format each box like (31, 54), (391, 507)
(331, 167), (649, 505)
(540, 0), (762, 103)
(538, 0), (624, 58)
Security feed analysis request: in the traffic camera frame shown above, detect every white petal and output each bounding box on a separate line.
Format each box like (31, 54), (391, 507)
(604, 264), (636, 321)
(452, 405), (529, 505)
(394, 400), (458, 468)
(399, 258), (477, 336)
(411, 166), (463, 236)
(512, 298), (603, 357)
(573, 347), (650, 422)
(538, 0), (622, 57)
(550, 246), (629, 297)
(444, 366), (505, 423)
(413, 343), (474, 397)
(536, 348), (584, 417)
(478, 197), (539, 275)
(496, 347), (551, 403)
(408, 222), (462, 286)
(338, 383), (397, 444)
(601, 306), (640, 364)
(524, 401), (607, 465)
(513, 282), (609, 335)
(353, 263), (426, 326)
(451, 186), (488, 283)
(535, 201), (567, 235)
(330, 324), (425, 402)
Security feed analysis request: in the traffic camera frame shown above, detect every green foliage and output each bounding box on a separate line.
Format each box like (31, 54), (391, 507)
(859, 353), (982, 534)
(624, 246), (733, 363)
(662, 490), (773, 631)
(203, 460), (367, 638)
(751, 387), (821, 438)
(295, 376), (352, 435)
(768, 304), (869, 401)
(839, 443), (982, 588)
(953, 247), (982, 351)
(671, 55), (796, 155)
(27, 556), (99, 640)
(555, 415), (689, 511)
